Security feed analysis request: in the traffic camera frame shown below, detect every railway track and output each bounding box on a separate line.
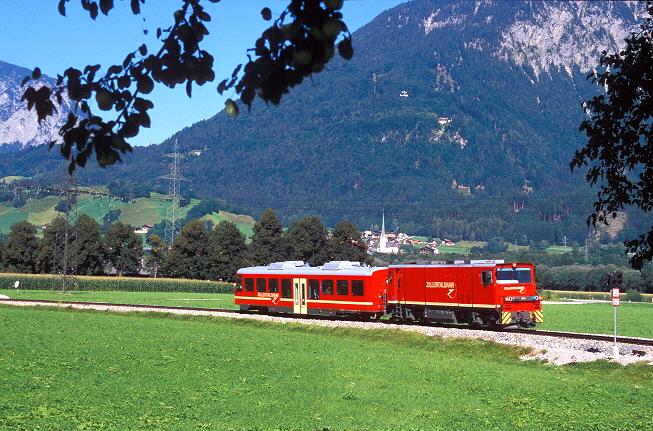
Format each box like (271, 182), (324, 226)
(512, 328), (653, 347)
(2, 298), (652, 348)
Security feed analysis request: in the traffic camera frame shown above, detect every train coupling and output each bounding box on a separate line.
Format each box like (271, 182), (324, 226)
(501, 311), (543, 327)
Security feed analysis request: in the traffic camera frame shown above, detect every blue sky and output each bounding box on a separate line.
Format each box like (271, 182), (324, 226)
(0, 0), (406, 147)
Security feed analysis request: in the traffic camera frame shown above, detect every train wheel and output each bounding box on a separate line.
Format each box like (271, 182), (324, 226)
(467, 312), (483, 327)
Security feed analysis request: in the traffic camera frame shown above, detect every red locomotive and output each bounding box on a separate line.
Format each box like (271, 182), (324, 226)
(235, 260), (542, 328)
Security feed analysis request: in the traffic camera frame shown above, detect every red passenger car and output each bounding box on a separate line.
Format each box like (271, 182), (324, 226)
(387, 261), (543, 327)
(235, 261), (388, 317)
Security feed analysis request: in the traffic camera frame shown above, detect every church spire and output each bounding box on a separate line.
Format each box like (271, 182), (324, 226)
(379, 212), (387, 251)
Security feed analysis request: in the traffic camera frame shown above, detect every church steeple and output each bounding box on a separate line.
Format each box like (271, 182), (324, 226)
(379, 212), (387, 251)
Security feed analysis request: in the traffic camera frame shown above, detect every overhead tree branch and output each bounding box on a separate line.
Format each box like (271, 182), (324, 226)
(21, 0), (352, 174)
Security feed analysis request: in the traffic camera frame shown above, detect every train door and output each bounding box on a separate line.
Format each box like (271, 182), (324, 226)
(293, 278), (307, 314)
(457, 266), (473, 306)
(404, 265), (426, 305)
(396, 268), (405, 303)
(473, 267), (494, 306)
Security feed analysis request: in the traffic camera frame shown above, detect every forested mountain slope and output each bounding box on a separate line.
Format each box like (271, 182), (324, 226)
(1, 1), (647, 245)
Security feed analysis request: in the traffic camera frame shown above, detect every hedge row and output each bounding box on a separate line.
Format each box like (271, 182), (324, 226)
(0, 274), (234, 294)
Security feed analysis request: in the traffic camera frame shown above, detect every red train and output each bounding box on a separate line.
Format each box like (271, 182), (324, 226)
(235, 260), (543, 328)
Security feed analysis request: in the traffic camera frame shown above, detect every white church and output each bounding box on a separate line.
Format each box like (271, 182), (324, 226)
(376, 214), (400, 254)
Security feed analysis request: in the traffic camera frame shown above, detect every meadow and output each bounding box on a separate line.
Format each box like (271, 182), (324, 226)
(0, 288), (236, 309)
(1, 305), (652, 430)
(2, 287), (652, 337)
(537, 302), (653, 338)
(0, 288), (653, 338)
(0, 274), (233, 294)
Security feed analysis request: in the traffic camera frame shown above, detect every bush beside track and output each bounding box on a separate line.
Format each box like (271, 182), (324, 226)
(0, 273), (234, 294)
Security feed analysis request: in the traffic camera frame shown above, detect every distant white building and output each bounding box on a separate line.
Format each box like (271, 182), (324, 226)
(377, 213), (399, 254)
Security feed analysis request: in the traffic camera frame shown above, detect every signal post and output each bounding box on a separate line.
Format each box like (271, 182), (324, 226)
(608, 272), (622, 357)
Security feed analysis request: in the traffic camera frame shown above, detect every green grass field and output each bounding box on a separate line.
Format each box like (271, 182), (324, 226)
(2, 289), (652, 338)
(0, 289), (236, 309)
(538, 302), (653, 338)
(0, 305), (652, 430)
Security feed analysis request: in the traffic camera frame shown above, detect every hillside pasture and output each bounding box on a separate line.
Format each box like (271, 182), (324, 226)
(0, 201), (29, 229)
(200, 210), (255, 239)
(0, 193), (256, 238)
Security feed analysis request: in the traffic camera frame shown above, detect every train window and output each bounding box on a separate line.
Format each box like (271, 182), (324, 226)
(236, 275), (243, 292)
(322, 279), (334, 295)
(245, 278), (254, 292)
(337, 280), (348, 295)
(256, 278), (267, 292)
(351, 280), (364, 296)
(309, 279), (320, 299)
(481, 271), (492, 284)
(269, 278), (279, 293)
(496, 268), (532, 284)
(281, 279), (291, 298)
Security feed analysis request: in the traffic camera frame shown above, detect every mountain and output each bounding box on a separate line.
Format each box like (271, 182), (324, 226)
(1, 0), (649, 246)
(0, 60), (71, 152)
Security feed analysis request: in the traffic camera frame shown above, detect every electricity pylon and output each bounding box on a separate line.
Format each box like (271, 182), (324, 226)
(52, 173), (79, 294)
(159, 139), (187, 245)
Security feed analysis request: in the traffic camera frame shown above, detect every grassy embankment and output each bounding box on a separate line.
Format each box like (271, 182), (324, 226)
(1, 305), (652, 430)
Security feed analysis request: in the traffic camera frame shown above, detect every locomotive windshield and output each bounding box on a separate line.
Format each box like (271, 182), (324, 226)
(496, 267), (532, 284)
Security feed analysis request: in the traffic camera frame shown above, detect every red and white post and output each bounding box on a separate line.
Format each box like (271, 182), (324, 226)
(611, 287), (620, 357)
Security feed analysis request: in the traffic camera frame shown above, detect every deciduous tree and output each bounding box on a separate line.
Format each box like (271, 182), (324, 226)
(3, 221), (40, 274)
(36, 216), (69, 274)
(145, 233), (168, 278)
(207, 220), (247, 282)
(285, 215), (328, 266)
(162, 219), (210, 279)
(22, 0), (353, 173)
(572, 2), (653, 269)
(249, 208), (286, 265)
(327, 219), (369, 264)
(105, 221), (142, 276)
(73, 214), (106, 275)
